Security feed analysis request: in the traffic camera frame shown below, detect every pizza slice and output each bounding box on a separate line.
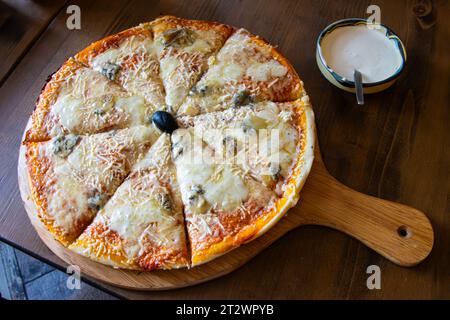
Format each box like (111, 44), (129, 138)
(25, 125), (158, 246)
(178, 97), (315, 195)
(178, 28), (305, 116)
(151, 16), (233, 112)
(171, 128), (284, 266)
(75, 23), (166, 109)
(25, 58), (156, 142)
(69, 134), (189, 270)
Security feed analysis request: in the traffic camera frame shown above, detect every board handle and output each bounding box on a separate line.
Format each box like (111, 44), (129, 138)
(298, 160), (434, 266)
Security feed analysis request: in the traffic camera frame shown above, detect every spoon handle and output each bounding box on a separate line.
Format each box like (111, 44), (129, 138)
(354, 69), (365, 105)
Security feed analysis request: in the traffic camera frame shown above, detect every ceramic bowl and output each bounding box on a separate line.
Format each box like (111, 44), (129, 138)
(316, 18), (407, 94)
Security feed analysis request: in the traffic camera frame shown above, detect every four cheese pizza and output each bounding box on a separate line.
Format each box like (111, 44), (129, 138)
(75, 23), (166, 110)
(69, 134), (189, 269)
(23, 16), (315, 270)
(152, 16), (233, 112)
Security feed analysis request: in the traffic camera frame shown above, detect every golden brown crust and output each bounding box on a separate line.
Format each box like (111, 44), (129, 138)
(70, 211), (189, 271)
(71, 222), (190, 270)
(190, 99), (314, 266)
(24, 59), (83, 143)
(249, 32), (304, 101)
(227, 29), (304, 102)
(151, 15), (235, 37)
(75, 22), (166, 109)
(137, 236), (190, 270)
(187, 197), (271, 263)
(25, 141), (86, 246)
(75, 24), (153, 65)
(69, 222), (139, 269)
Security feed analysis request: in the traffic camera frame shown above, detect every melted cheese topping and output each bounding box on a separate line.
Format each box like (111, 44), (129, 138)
(89, 34), (165, 109)
(178, 29), (289, 115)
(29, 18), (311, 269)
(91, 35), (155, 68)
(204, 31), (287, 85)
(44, 126), (156, 238)
(156, 28), (227, 110)
(172, 128), (276, 246)
(48, 165), (89, 233)
(76, 134), (186, 261)
(50, 66), (153, 137)
(106, 177), (182, 258)
(172, 129), (249, 213)
(67, 126), (156, 190)
(246, 60), (288, 82)
(179, 101), (299, 193)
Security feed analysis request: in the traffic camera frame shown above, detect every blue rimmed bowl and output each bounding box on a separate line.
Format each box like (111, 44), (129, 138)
(316, 18), (407, 94)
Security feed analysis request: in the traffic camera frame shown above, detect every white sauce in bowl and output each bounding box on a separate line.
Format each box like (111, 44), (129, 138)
(321, 25), (403, 83)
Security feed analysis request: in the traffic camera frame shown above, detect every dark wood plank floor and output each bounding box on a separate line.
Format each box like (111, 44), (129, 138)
(0, 0), (449, 299)
(0, 241), (117, 300)
(0, 0), (69, 85)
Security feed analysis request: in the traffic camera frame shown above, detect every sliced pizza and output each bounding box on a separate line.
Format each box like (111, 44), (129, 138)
(178, 28), (305, 116)
(75, 23), (166, 109)
(25, 125), (158, 246)
(178, 97), (314, 195)
(21, 16), (316, 270)
(172, 128), (284, 266)
(69, 134), (189, 270)
(25, 58), (156, 142)
(151, 16), (233, 112)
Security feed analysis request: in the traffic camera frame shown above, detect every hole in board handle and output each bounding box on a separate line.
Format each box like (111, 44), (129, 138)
(397, 226), (412, 238)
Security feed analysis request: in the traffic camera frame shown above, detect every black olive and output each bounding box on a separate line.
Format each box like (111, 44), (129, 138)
(152, 111), (178, 134)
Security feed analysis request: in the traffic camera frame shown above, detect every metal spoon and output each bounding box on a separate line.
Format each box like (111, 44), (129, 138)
(354, 69), (364, 105)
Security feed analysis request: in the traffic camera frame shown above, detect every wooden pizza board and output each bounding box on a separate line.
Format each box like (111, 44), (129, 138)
(17, 137), (434, 290)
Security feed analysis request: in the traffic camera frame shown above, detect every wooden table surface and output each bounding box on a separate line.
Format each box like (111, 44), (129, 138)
(0, 0), (449, 299)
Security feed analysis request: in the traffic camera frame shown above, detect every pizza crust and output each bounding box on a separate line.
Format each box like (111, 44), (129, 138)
(69, 134), (190, 270)
(25, 58), (80, 143)
(178, 28), (306, 116)
(75, 23), (166, 110)
(75, 23), (155, 65)
(25, 126), (158, 246)
(24, 58), (157, 143)
(151, 16), (234, 111)
(188, 98), (315, 266)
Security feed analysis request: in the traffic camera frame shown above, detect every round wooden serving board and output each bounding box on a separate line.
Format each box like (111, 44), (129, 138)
(18, 139), (434, 290)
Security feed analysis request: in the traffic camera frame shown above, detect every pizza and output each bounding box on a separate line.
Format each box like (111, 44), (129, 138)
(171, 128), (277, 265)
(178, 28), (305, 116)
(25, 126), (158, 246)
(152, 16), (233, 112)
(75, 23), (166, 110)
(24, 58), (156, 142)
(178, 99), (311, 193)
(69, 134), (189, 270)
(22, 16), (315, 270)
